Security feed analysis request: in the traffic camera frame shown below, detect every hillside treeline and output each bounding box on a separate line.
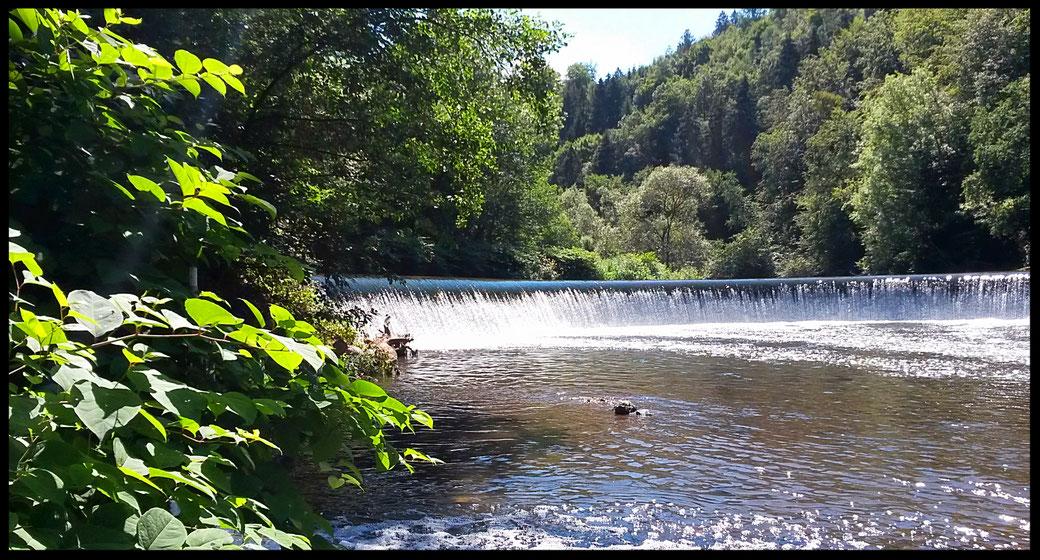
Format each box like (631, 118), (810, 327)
(551, 8), (1029, 278)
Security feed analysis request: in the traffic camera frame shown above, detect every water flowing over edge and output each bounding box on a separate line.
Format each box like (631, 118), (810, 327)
(325, 272), (1029, 351)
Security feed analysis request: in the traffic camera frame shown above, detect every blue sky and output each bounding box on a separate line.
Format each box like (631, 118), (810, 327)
(521, 9), (732, 79)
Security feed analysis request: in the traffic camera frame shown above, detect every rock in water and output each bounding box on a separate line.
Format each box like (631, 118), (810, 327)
(614, 401), (637, 415)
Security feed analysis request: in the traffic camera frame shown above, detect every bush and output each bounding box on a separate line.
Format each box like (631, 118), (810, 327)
(707, 229), (777, 279)
(9, 9), (436, 550)
(542, 246), (604, 280)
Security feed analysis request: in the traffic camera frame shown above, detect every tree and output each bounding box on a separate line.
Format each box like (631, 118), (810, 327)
(796, 107), (863, 275)
(714, 11), (730, 36)
(620, 166), (711, 268)
(128, 8), (567, 280)
(850, 70), (972, 273)
(9, 8), (437, 550)
(961, 76), (1031, 263)
(560, 62), (597, 141)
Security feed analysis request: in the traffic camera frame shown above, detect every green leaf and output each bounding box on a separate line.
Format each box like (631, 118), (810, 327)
(122, 347), (144, 364)
(71, 15), (89, 36)
(269, 304), (294, 325)
(202, 58), (230, 75)
(238, 298), (265, 327)
(185, 528), (233, 549)
(182, 198), (228, 227)
(137, 507), (187, 550)
(351, 379), (388, 398)
(257, 527), (310, 550)
(67, 289), (124, 337)
(176, 77), (201, 98)
(196, 144), (222, 160)
(264, 345), (303, 372)
(14, 9), (38, 35)
(222, 73), (245, 95)
(184, 298), (241, 326)
(147, 468), (216, 499)
(97, 42), (119, 64)
(10, 18), (23, 42)
(174, 49), (202, 74)
(12, 468), (64, 504)
(70, 377), (142, 440)
(9, 241), (43, 276)
(149, 56), (174, 79)
(53, 364), (99, 392)
(126, 174), (166, 201)
(240, 194), (277, 219)
(201, 73), (226, 96)
(311, 429), (343, 462)
(252, 398), (285, 417)
(160, 309), (198, 331)
(221, 392), (257, 424)
(113, 438), (151, 478)
(127, 369), (208, 419)
(104, 8), (118, 25)
(138, 408), (168, 442)
(51, 283), (67, 308)
(120, 45), (150, 67)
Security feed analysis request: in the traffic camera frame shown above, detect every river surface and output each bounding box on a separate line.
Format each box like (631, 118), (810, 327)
(318, 274), (1030, 550)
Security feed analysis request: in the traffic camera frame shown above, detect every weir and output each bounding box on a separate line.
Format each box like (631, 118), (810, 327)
(328, 272), (1030, 344)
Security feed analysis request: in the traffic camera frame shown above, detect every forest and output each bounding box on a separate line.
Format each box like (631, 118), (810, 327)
(7, 7), (1030, 550)
(552, 8), (1030, 279)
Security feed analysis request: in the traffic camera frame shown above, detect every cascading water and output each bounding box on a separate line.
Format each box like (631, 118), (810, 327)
(330, 272), (1029, 352)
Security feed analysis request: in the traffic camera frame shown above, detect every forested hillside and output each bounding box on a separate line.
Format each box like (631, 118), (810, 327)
(551, 8), (1030, 278)
(95, 8), (1031, 282)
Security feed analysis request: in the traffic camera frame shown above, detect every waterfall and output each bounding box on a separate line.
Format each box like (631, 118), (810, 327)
(327, 272), (1030, 349)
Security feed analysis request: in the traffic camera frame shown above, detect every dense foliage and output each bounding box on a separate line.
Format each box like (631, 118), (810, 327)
(9, 9), (439, 550)
(551, 8), (1029, 278)
(119, 8), (572, 281)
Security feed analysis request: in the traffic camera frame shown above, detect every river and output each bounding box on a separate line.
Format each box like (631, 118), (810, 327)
(317, 273), (1030, 549)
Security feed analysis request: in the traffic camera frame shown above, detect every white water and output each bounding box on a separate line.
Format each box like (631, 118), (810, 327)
(333, 273), (1029, 378)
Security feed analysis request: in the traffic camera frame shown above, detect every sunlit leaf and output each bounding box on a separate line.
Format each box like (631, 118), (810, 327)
(136, 507), (187, 550)
(67, 289), (123, 337)
(184, 298), (240, 326)
(174, 49), (202, 74)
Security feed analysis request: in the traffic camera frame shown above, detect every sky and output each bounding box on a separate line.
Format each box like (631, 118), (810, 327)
(521, 9), (732, 79)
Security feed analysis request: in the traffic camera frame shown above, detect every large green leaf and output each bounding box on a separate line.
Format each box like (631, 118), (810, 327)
(173, 49), (202, 74)
(219, 392), (257, 424)
(185, 528), (233, 549)
(13, 9), (38, 35)
(52, 364), (100, 392)
(351, 379), (388, 398)
(126, 368), (208, 419)
(70, 377), (141, 440)
(136, 507), (187, 550)
(184, 298), (241, 327)
(67, 289), (124, 338)
(183, 198), (228, 227)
